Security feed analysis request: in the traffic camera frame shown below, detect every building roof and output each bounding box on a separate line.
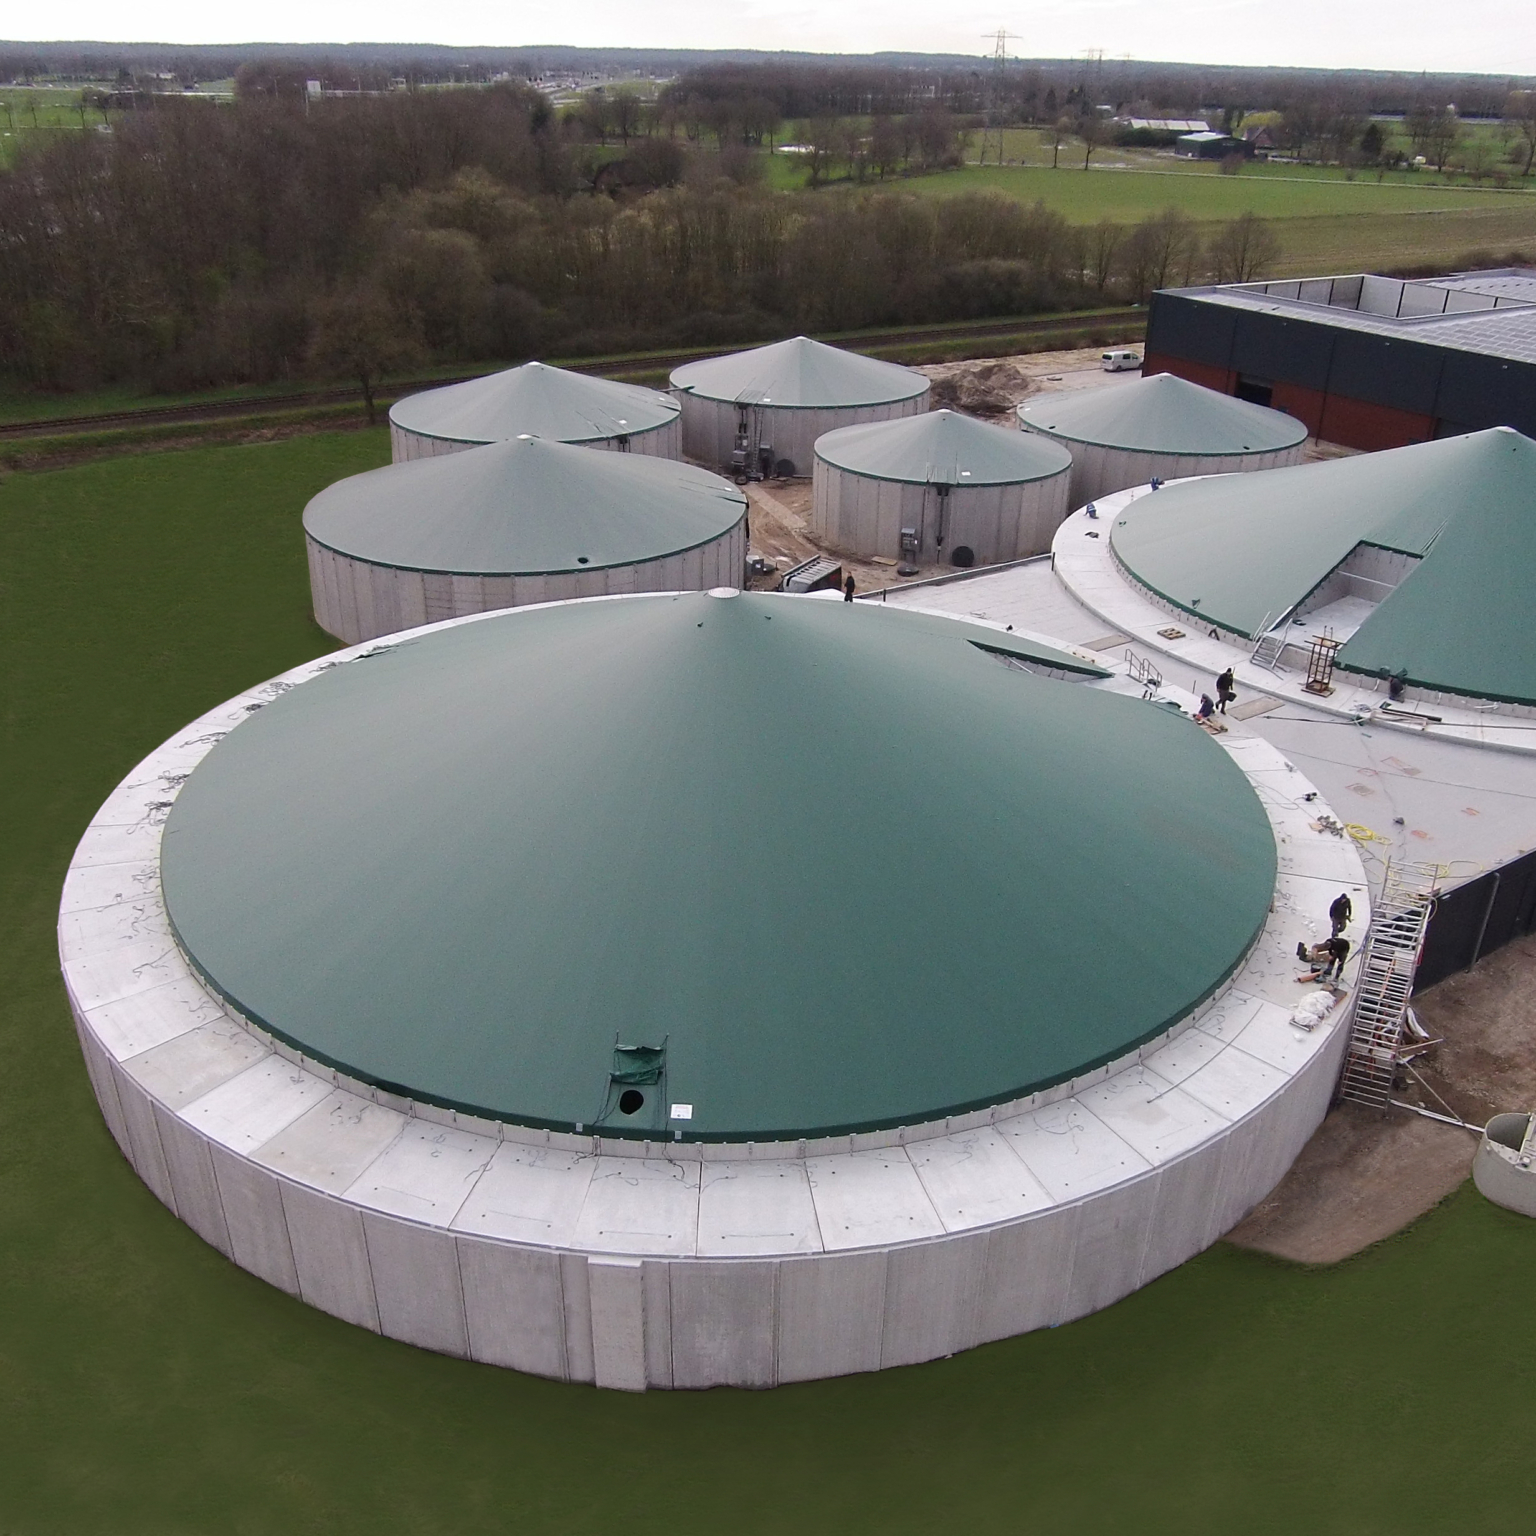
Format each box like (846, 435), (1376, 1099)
(1019, 372), (1308, 456)
(1165, 269), (1536, 368)
(814, 408), (1073, 486)
(1108, 427), (1536, 704)
(387, 361), (679, 446)
(159, 592), (1277, 1141)
(302, 435), (746, 576)
(670, 336), (929, 409)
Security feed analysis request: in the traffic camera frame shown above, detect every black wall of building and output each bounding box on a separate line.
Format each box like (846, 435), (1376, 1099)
(1146, 292), (1536, 439)
(1417, 850), (1536, 989)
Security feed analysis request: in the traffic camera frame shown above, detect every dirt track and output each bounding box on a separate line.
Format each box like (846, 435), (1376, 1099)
(1227, 934), (1536, 1264)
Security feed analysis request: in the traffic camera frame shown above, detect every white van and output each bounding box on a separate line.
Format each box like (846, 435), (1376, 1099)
(1101, 349), (1142, 372)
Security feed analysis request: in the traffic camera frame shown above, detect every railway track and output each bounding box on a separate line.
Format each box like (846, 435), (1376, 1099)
(0, 308), (1142, 442)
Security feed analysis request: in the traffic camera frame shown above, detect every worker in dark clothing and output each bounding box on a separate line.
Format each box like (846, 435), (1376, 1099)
(1329, 892), (1353, 936)
(1195, 693), (1216, 722)
(843, 573), (856, 602)
(1215, 667), (1236, 714)
(1297, 936), (1351, 981)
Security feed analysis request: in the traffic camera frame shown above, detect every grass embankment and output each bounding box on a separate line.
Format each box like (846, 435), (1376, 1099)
(3, 431), (1536, 1532)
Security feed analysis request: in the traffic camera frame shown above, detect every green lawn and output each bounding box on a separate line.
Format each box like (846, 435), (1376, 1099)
(3, 429), (1536, 1532)
(0, 86), (104, 166)
(889, 161), (1531, 222)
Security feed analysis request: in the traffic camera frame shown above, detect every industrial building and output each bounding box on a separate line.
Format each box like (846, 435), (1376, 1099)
(1017, 372), (1307, 503)
(61, 591), (1366, 1390)
(670, 336), (930, 478)
(1100, 426), (1536, 709)
(811, 409), (1074, 566)
(304, 435), (747, 643)
(1144, 268), (1536, 450)
(388, 361), (682, 462)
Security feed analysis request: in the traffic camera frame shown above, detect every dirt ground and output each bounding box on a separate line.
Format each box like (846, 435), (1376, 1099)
(1226, 934), (1536, 1264)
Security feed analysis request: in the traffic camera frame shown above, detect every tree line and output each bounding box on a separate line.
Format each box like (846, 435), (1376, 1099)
(0, 87), (1280, 401)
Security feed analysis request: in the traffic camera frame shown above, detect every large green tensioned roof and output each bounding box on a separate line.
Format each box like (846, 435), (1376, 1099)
(670, 336), (929, 408)
(1019, 372), (1308, 454)
(387, 361), (679, 445)
(160, 593), (1277, 1141)
(1109, 427), (1536, 705)
(815, 409), (1074, 486)
(302, 435), (746, 576)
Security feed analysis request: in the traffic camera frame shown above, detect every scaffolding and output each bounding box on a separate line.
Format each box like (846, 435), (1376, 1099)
(1337, 861), (1441, 1108)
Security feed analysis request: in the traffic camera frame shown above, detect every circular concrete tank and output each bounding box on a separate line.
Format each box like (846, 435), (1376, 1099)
(1474, 1112), (1536, 1216)
(388, 361), (681, 462)
(1018, 373), (1307, 504)
(61, 594), (1367, 1390)
(304, 435), (747, 644)
(813, 409), (1074, 566)
(671, 336), (929, 478)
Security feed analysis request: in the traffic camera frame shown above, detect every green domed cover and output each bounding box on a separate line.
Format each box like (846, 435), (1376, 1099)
(671, 336), (928, 408)
(815, 409), (1073, 486)
(161, 594), (1276, 1140)
(1019, 372), (1307, 454)
(388, 361), (678, 446)
(1109, 427), (1536, 705)
(303, 435), (746, 576)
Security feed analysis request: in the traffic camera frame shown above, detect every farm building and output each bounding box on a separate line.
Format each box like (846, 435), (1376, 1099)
(1174, 131), (1250, 159)
(811, 409), (1074, 565)
(303, 435), (746, 644)
(388, 361), (681, 461)
(1017, 372), (1308, 503)
(61, 591), (1366, 1391)
(1099, 426), (1536, 709)
(670, 336), (930, 478)
(1144, 268), (1536, 450)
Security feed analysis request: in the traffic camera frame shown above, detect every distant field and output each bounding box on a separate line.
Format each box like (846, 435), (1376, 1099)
(0, 86), (100, 164)
(885, 162), (1530, 222)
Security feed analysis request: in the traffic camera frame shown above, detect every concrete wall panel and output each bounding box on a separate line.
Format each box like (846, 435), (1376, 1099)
(587, 1257), (647, 1391)
(153, 1102), (232, 1256)
(978, 1205), (1081, 1341)
(362, 1214), (469, 1358)
(880, 1233), (987, 1367)
(668, 1260), (776, 1389)
(776, 1250), (887, 1382)
(210, 1144), (300, 1295)
(457, 1236), (568, 1378)
(281, 1181), (380, 1332)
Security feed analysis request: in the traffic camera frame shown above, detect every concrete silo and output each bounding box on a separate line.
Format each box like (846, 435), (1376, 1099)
(1019, 372), (1307, 504)
(304, 435), (746, 643)
(388, 361), (681, 462)
(812, 409), (1075, 566)
(670, 336), (929, 478)
(62, 591), (1368, 1390)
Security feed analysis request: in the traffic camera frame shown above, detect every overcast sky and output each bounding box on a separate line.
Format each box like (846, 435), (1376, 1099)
(7, 3), (1534, 77)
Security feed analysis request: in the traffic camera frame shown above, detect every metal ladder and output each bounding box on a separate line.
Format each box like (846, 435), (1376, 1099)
(1250, 629), (1287, 673)
(1338, 861), (1441, 1107)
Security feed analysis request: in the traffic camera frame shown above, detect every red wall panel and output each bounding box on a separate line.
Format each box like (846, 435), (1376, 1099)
(1317, 394), (1434, 452)
(1270, 382), (1325, 439)
(1142, 353), (1234, 393)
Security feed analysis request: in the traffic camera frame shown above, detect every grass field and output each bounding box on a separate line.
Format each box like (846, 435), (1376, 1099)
(0, 86), (102, 165)
(3, 430), (1536, 1532)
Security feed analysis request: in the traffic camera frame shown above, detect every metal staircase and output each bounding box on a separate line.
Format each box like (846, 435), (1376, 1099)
(1250, 629), (1287, 673)
(1338, 861), (1441, 1107)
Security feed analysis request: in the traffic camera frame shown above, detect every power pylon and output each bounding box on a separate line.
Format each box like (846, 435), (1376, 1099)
(979, 28), (1018, 166)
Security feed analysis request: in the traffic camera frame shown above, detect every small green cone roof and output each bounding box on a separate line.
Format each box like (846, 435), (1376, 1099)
(1019, 372), (1308, 455)
(388, 361), (679, 446)
(815, 409), (1073, 486)
(671, 336), (929, 408)
(303, 435), (745, 576)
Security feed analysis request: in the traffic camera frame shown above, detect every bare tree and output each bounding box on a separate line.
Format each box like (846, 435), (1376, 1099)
(1506, 90), (1536, 177)
(307, 290), (422, 424)
(1207, 212), (1282, 283)
(1078, 113), (1108, 170)
(1049, 116), (1073, 169)
(1085, 218), (1124, 293)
